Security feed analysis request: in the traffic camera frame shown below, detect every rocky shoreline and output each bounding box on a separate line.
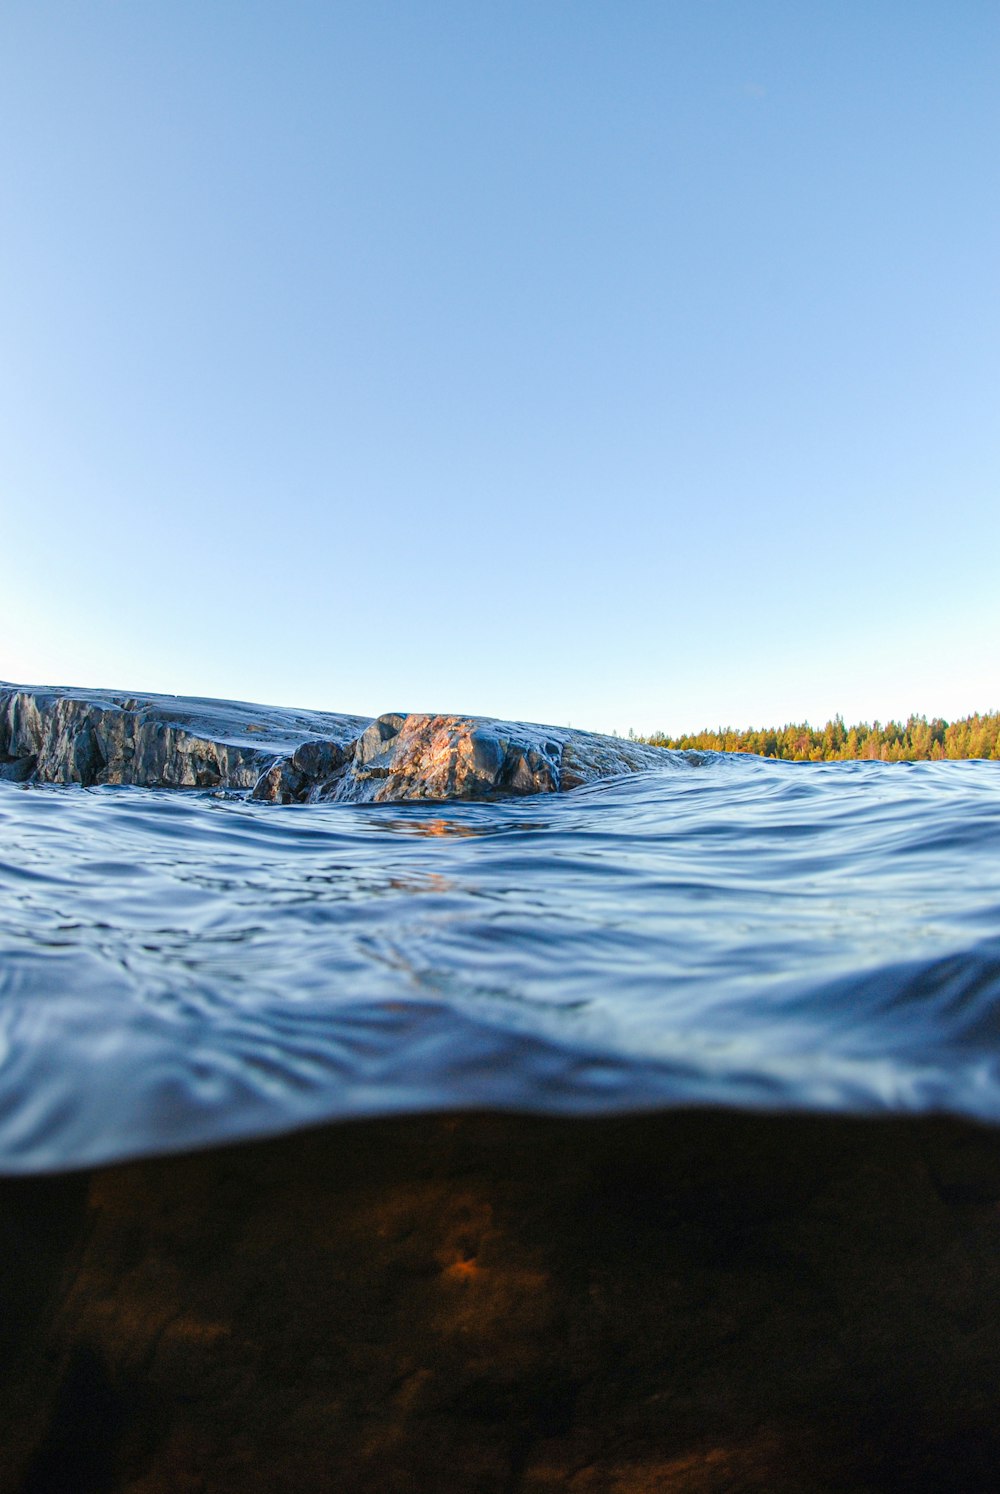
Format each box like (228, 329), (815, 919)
(0, 684), (670, 802)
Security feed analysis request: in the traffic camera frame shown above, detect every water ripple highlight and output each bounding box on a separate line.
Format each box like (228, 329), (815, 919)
(2, 756), (1000, 1170)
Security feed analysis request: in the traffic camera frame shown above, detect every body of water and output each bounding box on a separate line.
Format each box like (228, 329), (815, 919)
(2, 755), (1000, 1171)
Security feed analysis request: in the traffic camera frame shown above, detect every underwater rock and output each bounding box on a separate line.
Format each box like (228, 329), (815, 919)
(1, 684), (670, 802)
(3, 1109), (1000, 1493)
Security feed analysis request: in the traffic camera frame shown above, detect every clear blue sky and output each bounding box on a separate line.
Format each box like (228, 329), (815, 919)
(2, 1), (997, 734)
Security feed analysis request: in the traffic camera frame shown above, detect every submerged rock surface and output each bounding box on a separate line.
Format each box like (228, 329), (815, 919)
(4, 1109), (1000, 1493)
(0, 684), (669, 802)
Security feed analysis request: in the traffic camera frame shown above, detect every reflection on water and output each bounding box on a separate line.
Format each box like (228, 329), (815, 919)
(376, 813), (549, 839)
(1, 756), (1000, 1171)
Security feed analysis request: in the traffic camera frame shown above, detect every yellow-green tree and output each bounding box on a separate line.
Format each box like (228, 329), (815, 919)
(643, 711), (1000, 762)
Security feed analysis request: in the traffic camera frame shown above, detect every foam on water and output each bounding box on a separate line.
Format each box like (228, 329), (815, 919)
(2, 755), (1000, 1171)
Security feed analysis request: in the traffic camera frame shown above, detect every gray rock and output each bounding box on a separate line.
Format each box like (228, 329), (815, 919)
(1, 684), (673, 802)
(0, 684), (369, 792)
(248, 738), (355, 803)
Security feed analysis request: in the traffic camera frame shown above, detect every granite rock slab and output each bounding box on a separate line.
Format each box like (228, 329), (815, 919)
(0, 685), (671, 802)
(0, 684), (369, 792)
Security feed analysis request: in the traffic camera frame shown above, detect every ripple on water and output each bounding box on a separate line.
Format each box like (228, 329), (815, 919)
(1, 757), (1000, 1171)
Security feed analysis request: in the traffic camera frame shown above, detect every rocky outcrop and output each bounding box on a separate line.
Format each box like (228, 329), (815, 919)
(0, 685), (369, 792)
(253, 711), (668, 804)
(0, 685), (671, 801)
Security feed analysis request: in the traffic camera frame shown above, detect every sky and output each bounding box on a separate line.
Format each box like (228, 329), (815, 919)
(1, 1), (997, 736)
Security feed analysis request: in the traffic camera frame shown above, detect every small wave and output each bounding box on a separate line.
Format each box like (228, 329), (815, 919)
(2, 758), (1000, 1171)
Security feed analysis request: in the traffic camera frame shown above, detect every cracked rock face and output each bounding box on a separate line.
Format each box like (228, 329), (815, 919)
(0, 686), (369, 792)
(337, 713), (565, 802)
(253, 711), (669, 803)
(0, 685), (671, 802)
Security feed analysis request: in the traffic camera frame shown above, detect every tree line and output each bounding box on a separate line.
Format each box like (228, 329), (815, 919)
(636, 712), (1000, 762)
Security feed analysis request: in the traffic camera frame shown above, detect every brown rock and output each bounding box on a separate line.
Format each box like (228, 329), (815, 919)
(4, 1110), (1000, 1492)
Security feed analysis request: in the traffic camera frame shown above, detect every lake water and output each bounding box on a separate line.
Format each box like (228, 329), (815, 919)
(2, 755), (1000, 1172)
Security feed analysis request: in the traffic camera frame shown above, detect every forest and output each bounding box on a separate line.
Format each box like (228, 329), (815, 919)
(640, 712), (1000, 762)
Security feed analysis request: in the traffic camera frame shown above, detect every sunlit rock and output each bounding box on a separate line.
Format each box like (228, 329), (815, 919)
(1, 684), (672, 803)
(251, 711), (670, 803)
(337, 712), (565, 802)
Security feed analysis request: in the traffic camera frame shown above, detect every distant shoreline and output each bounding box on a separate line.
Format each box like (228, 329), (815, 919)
(641, 710), (1000, 762)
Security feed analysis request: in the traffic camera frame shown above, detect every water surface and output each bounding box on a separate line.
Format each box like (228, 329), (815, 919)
(2, 755), (1000, 1171)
